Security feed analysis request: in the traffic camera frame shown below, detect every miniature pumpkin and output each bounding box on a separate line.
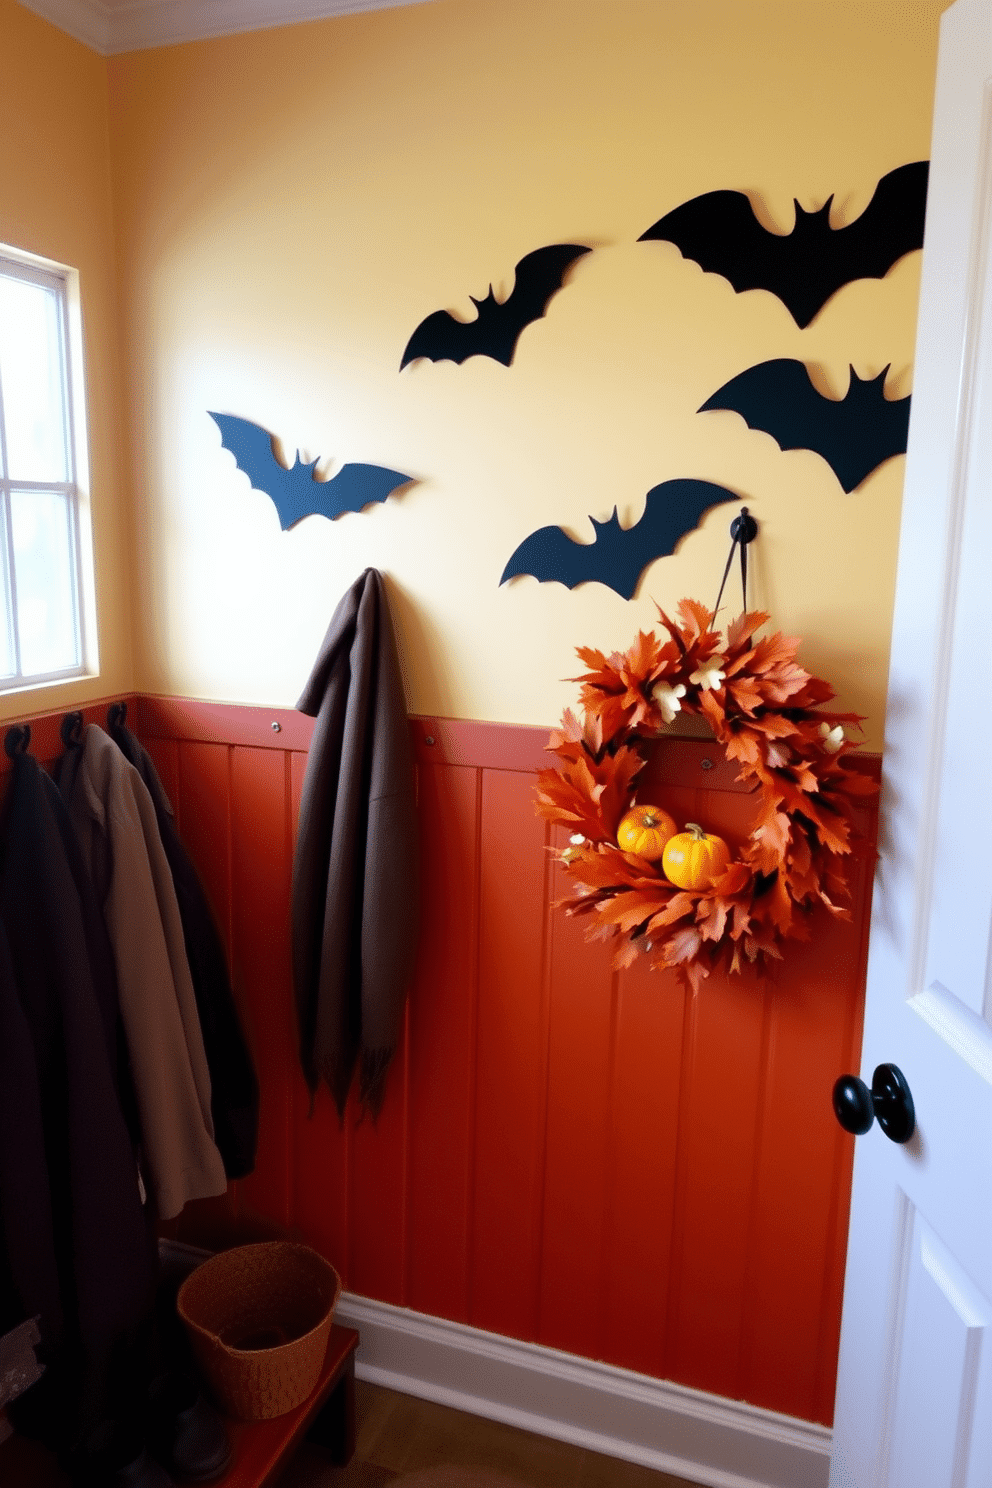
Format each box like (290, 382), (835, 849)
(662, 823), (731, 889)
(616, 804), (678, 861)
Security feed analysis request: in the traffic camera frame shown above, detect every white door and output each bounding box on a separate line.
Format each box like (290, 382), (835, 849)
(830, 2), (992, 1485)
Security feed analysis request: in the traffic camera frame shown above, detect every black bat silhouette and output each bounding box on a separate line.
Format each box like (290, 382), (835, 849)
(639, 161), (928, 328)
(209, 412), (413, 530)
(400, 243), (592, 369)
(699, 359), (910, 492)
(500, 479), (740, 600)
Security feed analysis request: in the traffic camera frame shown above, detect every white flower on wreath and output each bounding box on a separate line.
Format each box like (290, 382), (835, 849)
(652, 680), (687, 724)
(560, 832), (586, 863)
(689, 657), (726, 692)
(819, 723), (845, 753)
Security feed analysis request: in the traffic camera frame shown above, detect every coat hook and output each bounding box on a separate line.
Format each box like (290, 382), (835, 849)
(107, 701), (127, 731)
(60, 710), (84, 748)
(4, 724), (30, 759)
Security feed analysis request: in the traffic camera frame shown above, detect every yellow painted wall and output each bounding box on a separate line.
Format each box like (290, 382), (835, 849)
(0, 0), (135, 719)
(101, 0), (947, 749)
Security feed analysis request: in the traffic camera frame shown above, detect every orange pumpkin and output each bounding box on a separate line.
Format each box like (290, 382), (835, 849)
(662, 822), (731, 889)
(616, 804), (678, 861)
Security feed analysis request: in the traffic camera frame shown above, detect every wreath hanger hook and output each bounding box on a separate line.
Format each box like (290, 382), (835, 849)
(711, 505), (758, 625)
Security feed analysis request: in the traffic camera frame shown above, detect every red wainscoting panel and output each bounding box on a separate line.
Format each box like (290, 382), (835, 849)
(405, 761), (478, 1326)
(117, 698), (876, 1427)
(472, 770), (551, 1343)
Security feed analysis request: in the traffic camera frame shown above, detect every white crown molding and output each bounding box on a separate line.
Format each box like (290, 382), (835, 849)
(335, 1292), (833, 1488)
(17, 0), (113, 52)
(15, 0), (434, 55)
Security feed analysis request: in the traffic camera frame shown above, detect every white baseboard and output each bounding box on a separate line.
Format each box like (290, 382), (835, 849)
(335, 1293), (832, 1488)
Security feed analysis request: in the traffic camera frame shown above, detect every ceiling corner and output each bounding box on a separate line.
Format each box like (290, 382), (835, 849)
(16, 0), (435, 56)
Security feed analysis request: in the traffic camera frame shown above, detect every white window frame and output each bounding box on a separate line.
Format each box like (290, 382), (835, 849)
(0, 244), (98, 692)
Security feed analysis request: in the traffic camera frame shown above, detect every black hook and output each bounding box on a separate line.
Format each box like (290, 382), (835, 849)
(107, 701), (127, 732)
(4, 724), (30, 759)
(60, 710), (84, 749)
(712, 506), (760, 624)
(730, 506), (758, 545)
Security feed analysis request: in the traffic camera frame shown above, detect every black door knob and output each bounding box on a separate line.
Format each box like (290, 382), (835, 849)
(832, 1062), (915, 1144)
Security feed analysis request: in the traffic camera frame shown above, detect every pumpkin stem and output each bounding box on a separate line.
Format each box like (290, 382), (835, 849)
(686, 822), (706, 840)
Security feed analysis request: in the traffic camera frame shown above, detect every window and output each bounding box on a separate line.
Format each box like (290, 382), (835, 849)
(0, 248), (94, 690)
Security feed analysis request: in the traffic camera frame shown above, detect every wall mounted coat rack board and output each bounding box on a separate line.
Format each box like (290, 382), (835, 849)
(209, 413), (413, 530)
(638, 160), (929, 325)
(0, 702), (132, 784)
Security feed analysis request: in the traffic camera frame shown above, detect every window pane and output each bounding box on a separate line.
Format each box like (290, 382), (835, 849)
(0, 275), (68, 483)
(0, 510), (14, 681)
(10, 488), (78, 676)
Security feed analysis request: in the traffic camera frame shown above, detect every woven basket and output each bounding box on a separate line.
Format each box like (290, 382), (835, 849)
(176, 1241), (341, 1421)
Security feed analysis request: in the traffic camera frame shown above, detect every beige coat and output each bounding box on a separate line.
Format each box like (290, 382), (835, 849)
(62, 725), (227, 1220)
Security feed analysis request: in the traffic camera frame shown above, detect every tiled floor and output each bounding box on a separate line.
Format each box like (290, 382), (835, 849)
(281, 1380), (704, 1488)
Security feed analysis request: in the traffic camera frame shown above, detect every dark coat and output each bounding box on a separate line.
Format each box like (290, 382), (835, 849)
(0, 754), (156, 1453)
(292, 568), (419, 1115)
(107, 717), (259, 1179)
(0, 916), (62, 1357)
(57, 726), (227, 1219)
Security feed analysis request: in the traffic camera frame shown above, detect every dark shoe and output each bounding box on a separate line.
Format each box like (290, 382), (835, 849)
(147, 1373), (231, 1484)
(75, 1420), (174, 1488)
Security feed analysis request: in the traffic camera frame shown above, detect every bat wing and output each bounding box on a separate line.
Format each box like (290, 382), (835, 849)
(699, 360), (911, 490)
(500, 522), (608, 591)
(400, 242), (590, 369)
(209, 411), (412, 529)
(639, 190), (802, 314)
(493, 244), (592, 363)
(500, 480), (739, 600)
(210, 411), (291, 492)
(815, 161), (929, 309)
(314, 462), (413, 523)
(400, 308), (478, 369)
(631, 480), (743, 575)
(640, 162), (928, 327)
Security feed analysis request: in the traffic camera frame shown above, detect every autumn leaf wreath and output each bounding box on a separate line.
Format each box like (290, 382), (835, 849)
(536, 598), (879, 990)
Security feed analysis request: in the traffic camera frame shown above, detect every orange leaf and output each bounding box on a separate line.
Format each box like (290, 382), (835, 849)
(664, 924), (703, 964)
(646, 891), (697, 930)
(676, 596), (714, 637)
(595, 889), (670, 936)
(725, 609), (770, 650)
(612, 936), (644, 972)
(724, 730), (762, 768)
(752, 809), (791, 868)
(696, 894), (730, 942)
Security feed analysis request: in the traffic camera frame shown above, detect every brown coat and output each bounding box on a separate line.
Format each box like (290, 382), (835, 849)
(60, 725), (227, 1219)
(292, 568), (419, 1116)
